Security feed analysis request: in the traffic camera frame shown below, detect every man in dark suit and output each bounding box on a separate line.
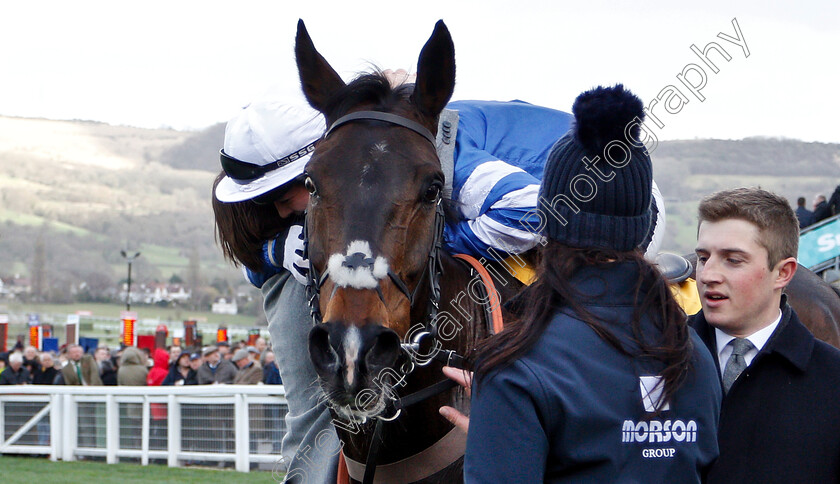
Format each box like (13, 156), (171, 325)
(57, 344), (102, 385)
(813, 193), (830, 223)
(690, 187), (840, 483)
(794, 196), (813, 229)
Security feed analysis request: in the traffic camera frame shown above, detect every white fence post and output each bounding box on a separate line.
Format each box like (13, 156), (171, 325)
(62, 394), (77, 461)
(0, 396), (4, 444)
(141, 396), (150, 465)
(235, 393), (250, 472)
(61, 394), (79, 461)
(50, 393), (62, 461)
(106, 394), (118, 464)
(167, 393), (180, 468)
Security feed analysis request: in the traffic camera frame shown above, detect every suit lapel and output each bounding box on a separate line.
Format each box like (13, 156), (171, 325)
(690, 311), (723, 382)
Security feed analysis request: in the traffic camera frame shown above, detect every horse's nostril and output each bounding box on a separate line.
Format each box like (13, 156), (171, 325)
(309, 324), (340, 374)
(364, 327), (402, 371)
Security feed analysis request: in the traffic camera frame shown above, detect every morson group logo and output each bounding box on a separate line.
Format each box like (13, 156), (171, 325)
(621, 419), (698, 443)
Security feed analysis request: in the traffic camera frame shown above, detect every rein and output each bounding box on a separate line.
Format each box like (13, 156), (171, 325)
(305, 110), (493, 484)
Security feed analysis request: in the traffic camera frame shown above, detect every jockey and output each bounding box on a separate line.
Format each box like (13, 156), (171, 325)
(445, 98), (665, 262)
(226, 98), (666, 288)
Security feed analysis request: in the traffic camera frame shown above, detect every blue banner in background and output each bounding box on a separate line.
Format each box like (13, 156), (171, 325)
(799, 217), (840, 268)
(79, 337), (99, 355)
(42, 337), (59, 353)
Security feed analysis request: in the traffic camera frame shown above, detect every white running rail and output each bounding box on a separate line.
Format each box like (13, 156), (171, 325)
(0, 385), (288, 473)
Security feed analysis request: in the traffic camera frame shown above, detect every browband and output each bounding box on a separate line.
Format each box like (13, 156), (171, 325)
(324, 111), (436, 146)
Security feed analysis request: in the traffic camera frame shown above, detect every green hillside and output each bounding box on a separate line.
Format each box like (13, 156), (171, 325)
(652, 137), (840, 254)
(0, 116), (253, 311)
(1, 116), (839, 309)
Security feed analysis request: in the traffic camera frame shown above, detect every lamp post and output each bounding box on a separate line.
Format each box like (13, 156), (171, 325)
(120, 250), (141, 311)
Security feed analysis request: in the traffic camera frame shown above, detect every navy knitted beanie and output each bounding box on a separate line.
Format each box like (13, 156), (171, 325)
(538, 84), (653, 251)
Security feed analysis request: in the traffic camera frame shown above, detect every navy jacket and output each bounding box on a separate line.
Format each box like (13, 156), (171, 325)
(0, 366), (30, 385)
(690, 298), (840, 483)
(466, 262), (721, 483)
(161, 364), (198, 386)
(263, 361), (282, 385)
(795, 206), (814, 229)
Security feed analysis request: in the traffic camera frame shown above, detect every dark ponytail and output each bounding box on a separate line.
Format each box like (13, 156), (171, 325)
(472, 241), (692, 414)
(212, 172), (290, 272)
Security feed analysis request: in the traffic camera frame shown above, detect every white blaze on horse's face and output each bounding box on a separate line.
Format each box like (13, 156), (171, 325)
(344, 326), (361, 387)
(327, 240), (389, 289)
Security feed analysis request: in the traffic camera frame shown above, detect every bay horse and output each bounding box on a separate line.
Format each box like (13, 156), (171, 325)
(296, 20), (517, 483)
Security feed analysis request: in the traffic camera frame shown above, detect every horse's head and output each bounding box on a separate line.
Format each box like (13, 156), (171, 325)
(295, 20), (455, 419)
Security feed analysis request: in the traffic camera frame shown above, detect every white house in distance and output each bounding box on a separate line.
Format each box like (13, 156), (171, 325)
(212, 298), (238, 315)
(119, 283), (191, 305)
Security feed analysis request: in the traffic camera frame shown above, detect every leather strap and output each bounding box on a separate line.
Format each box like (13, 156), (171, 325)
(453, 253), (505, 334)
(394, 379), (457, 411)
(325, 111), (436, 146)
(436, 109), (459, 200)
(337, 452), (351, 484)
(345, 426), (467, 484)
(362, 419), (385, 484)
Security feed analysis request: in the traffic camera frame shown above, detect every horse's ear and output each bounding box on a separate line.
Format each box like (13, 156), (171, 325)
(295, 19), (346, 115)
(411, 20), (455, 123)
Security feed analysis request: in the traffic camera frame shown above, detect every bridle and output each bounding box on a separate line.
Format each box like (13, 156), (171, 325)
(304, 110), (452, 367)
(302, 110), (468, 484)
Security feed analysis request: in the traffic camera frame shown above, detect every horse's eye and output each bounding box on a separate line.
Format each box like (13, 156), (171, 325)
(423, 183), (441, 203)
(305, 176), (318, 196)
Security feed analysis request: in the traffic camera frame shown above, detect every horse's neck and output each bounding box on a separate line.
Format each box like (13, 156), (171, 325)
(437, 254), (497, 351)
(438, 253), (525, 345)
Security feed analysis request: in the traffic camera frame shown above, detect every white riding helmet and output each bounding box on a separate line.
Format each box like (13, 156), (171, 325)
(215, 96), (326, 203)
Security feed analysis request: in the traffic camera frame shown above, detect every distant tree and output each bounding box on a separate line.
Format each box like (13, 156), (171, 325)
(187, 247), (201, 309)
(169, 274), (184, 284)
(192, 286), (219, 311)
(210, 277), (234, 298)
(31, 229), (46, 302)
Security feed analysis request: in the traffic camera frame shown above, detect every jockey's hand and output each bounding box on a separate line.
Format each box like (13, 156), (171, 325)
(439, 366), (472, 433)
(280, 225), (309, 285)
(383, 69), (416, 87)
(260, 225), (309, 286)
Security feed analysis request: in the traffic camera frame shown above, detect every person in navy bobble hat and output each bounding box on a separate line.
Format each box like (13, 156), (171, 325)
(538, 85), (654, 251)
(464, 85), (721, 483)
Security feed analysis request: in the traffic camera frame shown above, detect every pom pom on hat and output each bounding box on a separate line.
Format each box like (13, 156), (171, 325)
(573, 84), (645, 155)
(538, 84), (654, 252)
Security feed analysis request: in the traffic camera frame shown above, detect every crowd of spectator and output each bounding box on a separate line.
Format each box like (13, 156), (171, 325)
(0, 337), (281, 387)
(796, 185), (840, 229)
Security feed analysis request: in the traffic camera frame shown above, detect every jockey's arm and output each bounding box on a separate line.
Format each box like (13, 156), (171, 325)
(444, 162), (543, 260)
(446, 171), (666, 261)
(243, 224), (309, 288)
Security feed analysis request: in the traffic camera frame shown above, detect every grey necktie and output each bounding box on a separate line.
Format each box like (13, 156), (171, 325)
(722, 338), (754, 394)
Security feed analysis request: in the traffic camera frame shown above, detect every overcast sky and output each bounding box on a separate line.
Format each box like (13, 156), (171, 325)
(1, 0), (837, 142)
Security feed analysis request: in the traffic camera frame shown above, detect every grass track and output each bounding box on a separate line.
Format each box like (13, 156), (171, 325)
(0, 455), (282, 483)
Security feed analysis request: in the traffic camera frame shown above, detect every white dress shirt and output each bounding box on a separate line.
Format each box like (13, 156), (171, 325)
(714, 309), (782, 369)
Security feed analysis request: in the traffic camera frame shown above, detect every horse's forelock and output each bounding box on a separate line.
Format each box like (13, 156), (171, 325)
(322, 71), (416, 123)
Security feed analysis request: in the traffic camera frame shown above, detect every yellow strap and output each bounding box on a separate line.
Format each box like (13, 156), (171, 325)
(500, 257), (700, 315)
(671, 278), (702, 316)
(503, 256), (537, 285)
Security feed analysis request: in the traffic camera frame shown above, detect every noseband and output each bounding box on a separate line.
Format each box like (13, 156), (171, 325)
(304, 110), (446, 357)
